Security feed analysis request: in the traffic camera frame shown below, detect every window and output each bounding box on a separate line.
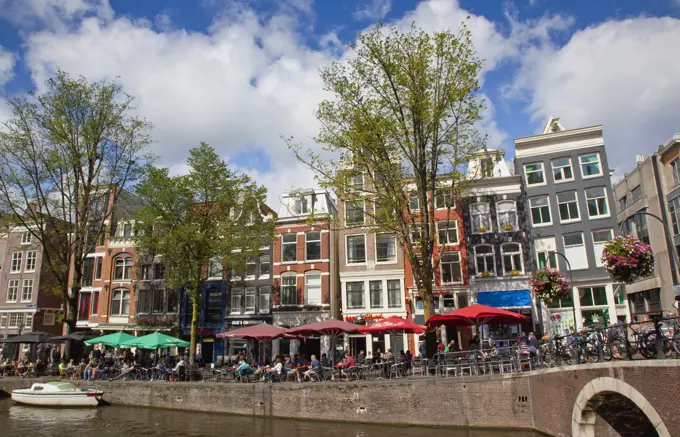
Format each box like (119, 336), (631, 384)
(114, 257), (133, 280)
(245, 287), (256, 314)
(630, 288), (661, 314)
(557, 191), (580, 222)
(295, 198), (308, 215)
(672, 158), (680, 186)
(141, 264), (151, 281)
(613, 284), (626, 305)
(501, 244), (523, 274)
(259, 255), (270, 277)
(437, 221), (458, 245)
(8, 313), (23, 329)
(408, 193), (419, 211)
(205, 289), (222, 324)
(25, 313), (33, 329)
(305, 231), (321, 261)
(671, 197), (680, 235)
(305, 273), (322, 305)
(563, 233), (588, 270)
(91, 291), (99, 315)
(111, 289), (130, 316)
(369, 281), (382, 308)
(345, 201), (364, 225)
(592, 229), (613, 267)
(231, 288), (242, 314)
(21, 231), (31, 244)
(630, 185), (642, 203)
(24, 250), (37, 272)
(6, 279), (19, 302)
(440, 252), (462, 284)
(546, 293), (574, 309)
(154, 263), (165, 280)
(21, 279), (33, 302)
(619, 195), (628, 211)
(346, 282), (364, 309)
(530, 196), (552, 225)
(580, 153), (602, 178)
(387, 280), (401, 308)
(585, 187), (609, 218)
(0, 314), (6, 328)
(245, 257), (257, 279)
(259, 286), (271, 314)
(281, 275), (297, 305)
(346, 235), (366, 264)
(10, 252), (22, 273)
(537, 250), (557, 269)
(524, 162), (545, 185)
(435, 191), (455, 209)
(496, 201), (517, 231)
(475, 245), (495, 276)
(579, 287), (608, 307)
(552, 158), (573, 182)
(95, 257), (102, 280)
(348, 173), (364, 191)
(410, 224), (422, 246)
(471, 203), (491, 232)
(376, 234), (396, 262)
(123, 223), (132, 237)
(281, 233), (297, 262)
(208, 256), (223, 279)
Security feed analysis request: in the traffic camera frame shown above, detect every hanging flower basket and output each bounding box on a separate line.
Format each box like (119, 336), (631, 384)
(530, 268), (570, 304)
(601, 235), (654, 284)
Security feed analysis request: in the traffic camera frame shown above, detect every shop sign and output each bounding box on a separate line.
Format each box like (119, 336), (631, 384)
(197, 328), (212, 335)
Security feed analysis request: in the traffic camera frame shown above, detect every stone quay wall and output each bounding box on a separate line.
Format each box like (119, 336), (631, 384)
(2, 360), (678, 437)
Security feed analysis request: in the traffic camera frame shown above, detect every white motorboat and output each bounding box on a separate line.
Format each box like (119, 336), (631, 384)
(11, 381), (105, 407)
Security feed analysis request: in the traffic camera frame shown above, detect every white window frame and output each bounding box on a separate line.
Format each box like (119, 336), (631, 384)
(410, 223), (423, 247)
(10, 251), (22, 273)
(24, 250), (37, 272)
(408, 192), (420, 211)
(111, 289), (131, 316)
(563, 232), (589, 270)
(524, 162), (546, 186)
(231, 288), (243, 314)
(387, 279), (402, 308)
(474, 245), (496, 276)
(369, 280), (382, 309)
(557, 191), (581, 223)
(496, 201), (517, 232)
(0, 314), (6, 328)
(113, 257), (133, 281)
(280, 274), (297, 306)
(585, 186), (610, 219)
(671, 197), (680, 236)
(259, 255), (270, 278)
(470, 202), (491, 233)
(8, 312), (23, 329)
(435, 191), (455, 210)
(25, 313), (33, 330)
(579, 152), (603, 179)
(258, 286), (271, 314)
(6, 279), (19, 303)
(346, 234), (367, 265)
(281, 233), (297, 263)
(535, 237), (557, 270)
(305, 231), (322, 261)
(20, 230), (31, 245)
(375, 233), (397, 264)
(295, 198), (308, 215)
(305, 272), (322, 306)
(436, 220), (459, 245)
(346, 281), (365, 309)
(21, 279), (33, 302)
(348, 173), (364, 191)
(529, 195), (552, 227)
(440, 252), (463, 284)
(501, 243), (524, 275)
(592, 228), (614, 268)
(345, 200), (365, 226)
(551, 157), (574, 183)
(244, 287), (257, 314)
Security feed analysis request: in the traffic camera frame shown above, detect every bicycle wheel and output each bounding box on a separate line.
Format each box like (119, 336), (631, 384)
(604, 339), (623, 361)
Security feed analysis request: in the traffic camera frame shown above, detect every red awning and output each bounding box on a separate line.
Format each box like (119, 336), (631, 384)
(358, 316), (425, 335)
(425, 304), (527, 329)
(216, 323), (287, 340)
(286, 319), (359, 338)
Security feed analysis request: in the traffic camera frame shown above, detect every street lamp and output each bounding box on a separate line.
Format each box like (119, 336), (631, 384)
(539, 252), (577, 333)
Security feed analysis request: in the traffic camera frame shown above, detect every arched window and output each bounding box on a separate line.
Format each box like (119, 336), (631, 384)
(501, 243), (523, 274)
(113, 257), (133, 281)
(496, 201), (517, 231)
(474, 245), (495, 276)
(111, 288), (130, 316)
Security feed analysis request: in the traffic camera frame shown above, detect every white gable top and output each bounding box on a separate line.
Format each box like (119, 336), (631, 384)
(542, 116), (566, 134)
(514, 123), (603, 159)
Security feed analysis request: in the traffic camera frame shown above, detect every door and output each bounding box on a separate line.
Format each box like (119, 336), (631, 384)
(349, 336), (366, 357)
(201, 340), (214, 364)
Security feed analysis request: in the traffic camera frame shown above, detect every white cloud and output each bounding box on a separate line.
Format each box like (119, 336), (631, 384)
(509, 16), (680, 174)
(0, 0), (113, 30)
(0, 46), (14, 86)
(354, 0), (391, 22)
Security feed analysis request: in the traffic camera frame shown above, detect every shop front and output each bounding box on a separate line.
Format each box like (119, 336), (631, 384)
(476, 289), (534, 345)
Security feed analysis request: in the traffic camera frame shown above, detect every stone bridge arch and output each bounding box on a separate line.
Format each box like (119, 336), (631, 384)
(572, 376), (671, 437)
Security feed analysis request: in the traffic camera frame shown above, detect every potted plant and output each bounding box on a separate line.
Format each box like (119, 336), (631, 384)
(477, 227), (486, 233)
(510, 270), (520, 276)
(504, 224), (513, 231)
(530, 268), (570, 304)
(601, 235), (654, 284)
(481, 271), (491, 277)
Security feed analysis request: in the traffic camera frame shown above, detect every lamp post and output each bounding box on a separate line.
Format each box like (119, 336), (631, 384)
(540, 251), (577, 333)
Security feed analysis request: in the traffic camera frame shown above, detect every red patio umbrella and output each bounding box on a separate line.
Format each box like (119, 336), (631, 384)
(425, 303), (527, 329)
(216, 323), (287, 340)
(287, 320), (360, 365)
(358, 316), (426, 336)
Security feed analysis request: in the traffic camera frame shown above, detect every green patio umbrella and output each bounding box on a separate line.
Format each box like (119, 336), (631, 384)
(84, 331), (135, 347)
(119, 332), (189, 349)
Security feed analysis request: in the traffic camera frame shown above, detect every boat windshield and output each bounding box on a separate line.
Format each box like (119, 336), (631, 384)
(43, 381), (78, 391)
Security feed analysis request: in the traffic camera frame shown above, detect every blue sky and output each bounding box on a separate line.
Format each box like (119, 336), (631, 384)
(0, 0), (679, 206)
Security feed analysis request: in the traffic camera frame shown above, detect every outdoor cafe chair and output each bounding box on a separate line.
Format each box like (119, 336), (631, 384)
(410, 359), (425, 377)
(442, 355), (459, 377)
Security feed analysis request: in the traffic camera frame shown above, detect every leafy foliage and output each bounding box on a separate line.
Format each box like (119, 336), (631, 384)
(530, 268), (570, 304)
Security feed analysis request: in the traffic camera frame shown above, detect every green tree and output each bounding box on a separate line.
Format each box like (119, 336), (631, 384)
(134, 143), (275, 365)
(289, 24), (484, 323)
(0, 71), (151, 356)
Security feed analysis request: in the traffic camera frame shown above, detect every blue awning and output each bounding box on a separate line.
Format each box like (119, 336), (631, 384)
(476, 290), (532, 309)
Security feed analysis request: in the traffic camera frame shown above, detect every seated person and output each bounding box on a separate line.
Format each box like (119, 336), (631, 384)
(235, 360), (252, 377)
(320, 353), (330, 367)
(303, 354), (321, 381)
(265, 358), (284, 381)
(172, 357), (187, 372)
(339, 352), (357, 380)
(357, 350), (366, 365)
(58, 360), (68, 376)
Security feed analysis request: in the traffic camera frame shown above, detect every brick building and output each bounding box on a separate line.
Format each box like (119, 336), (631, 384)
(271, 188), (338, 359)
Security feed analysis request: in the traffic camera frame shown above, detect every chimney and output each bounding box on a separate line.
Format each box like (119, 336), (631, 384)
(636, 154), (644, 164)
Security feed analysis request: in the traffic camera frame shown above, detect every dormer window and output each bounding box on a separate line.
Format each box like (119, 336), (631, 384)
(295, 198), (308, 215)
(123, 223), (132, 237)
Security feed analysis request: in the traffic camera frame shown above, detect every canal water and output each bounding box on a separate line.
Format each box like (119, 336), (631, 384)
(0, 399), (543, 437)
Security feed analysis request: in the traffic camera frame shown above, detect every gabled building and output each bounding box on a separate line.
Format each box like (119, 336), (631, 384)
(514, 117), (629, 333)
(271, 188), (338, 359)
(462, 150), (536, 337)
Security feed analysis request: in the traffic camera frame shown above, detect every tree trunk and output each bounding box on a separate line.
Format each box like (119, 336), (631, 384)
(421, 281), (438, 358)
(189, 295), (199, 366)
(63, 287), (79, 361)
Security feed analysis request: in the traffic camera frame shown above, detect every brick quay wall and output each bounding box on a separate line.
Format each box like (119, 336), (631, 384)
(2, 360), (679, 437)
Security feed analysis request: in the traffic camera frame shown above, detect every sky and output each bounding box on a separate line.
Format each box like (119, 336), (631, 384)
(0, 0), (679, 208)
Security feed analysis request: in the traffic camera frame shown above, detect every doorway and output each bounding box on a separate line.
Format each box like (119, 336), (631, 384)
(349, 336), (366, 357)
(300, 338), (320, 359)
(201, 339), (214, 364)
